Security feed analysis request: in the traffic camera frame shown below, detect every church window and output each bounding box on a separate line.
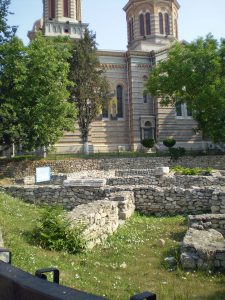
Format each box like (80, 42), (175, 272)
(139, 14), (145, 36)
(176, 102), (192, 118)
(176, 102), (182, 116)
(143, 121), (154, 139)
(146, 13), (151, 35)
(187, 106), (192, 117)
(165, 13), (170, 35)
(143, 92), (148, 103)
(131, 18), (134, 40)
(63, 0), (69, 18)
(129, 19), (134, 42)
(159, 12), (164, 34)
(49, 0), (56, 19)
(117, 85), (123, 118)
(102, 100), (109, 118)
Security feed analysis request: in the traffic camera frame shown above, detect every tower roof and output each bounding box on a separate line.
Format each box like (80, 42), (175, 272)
(123, 0), (180, 12)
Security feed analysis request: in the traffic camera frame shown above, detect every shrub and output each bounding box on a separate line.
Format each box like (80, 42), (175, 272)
(141, 138), (155, 149)
(171, 166), (213, 176)
(31, 205), (86, 254)
(163, 137), (176, 148)
(169, 147), (186, 161)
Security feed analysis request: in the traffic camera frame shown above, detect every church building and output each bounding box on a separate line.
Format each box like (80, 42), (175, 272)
(29, 0), (204, 153)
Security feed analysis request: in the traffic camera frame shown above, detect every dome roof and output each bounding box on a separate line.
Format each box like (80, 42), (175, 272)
(32, 18), (44, 32)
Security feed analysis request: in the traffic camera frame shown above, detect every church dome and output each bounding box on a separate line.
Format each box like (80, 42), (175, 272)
(32, 18), (44, 32)
(28, 18), (43, 41)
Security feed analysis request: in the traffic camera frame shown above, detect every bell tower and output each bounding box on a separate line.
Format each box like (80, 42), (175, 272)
(28, 0), (87, 40)
(123, 0), (180, 51)
(42, 0), (87, 39)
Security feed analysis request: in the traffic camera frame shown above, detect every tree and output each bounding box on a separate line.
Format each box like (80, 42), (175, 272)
(0, 34), (76, 153)
(0, 0), (17, 43)
(147, 35), (225, 144)
(68, 29), (110, 154)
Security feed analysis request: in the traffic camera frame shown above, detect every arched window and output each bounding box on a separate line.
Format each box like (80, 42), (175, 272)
(131, 18), (134, 40)
(143, 92), (148, 103)
(159, 12), (164, 34)
(145, 13), (151, 35)
(165, 13), (170, 35)
(128, 19), (134, 42)
(49, 0), (56, 19)
(63, 0), (69, 17)
(139, 14), (145, 36)
(117, 85), (123, 118)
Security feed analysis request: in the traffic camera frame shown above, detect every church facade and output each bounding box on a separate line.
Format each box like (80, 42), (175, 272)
(29, 0), (204, 153)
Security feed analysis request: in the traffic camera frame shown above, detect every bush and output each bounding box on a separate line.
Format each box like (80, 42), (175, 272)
(171, 166), (213, 176)
(141, 138), (155, 149)
(169, 147), (186, 161)
(31, 205), (86, 254)
(163, 137), (176, 148)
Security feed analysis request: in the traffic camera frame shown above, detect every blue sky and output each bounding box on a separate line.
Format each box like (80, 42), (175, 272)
(8, 0), (225, 50)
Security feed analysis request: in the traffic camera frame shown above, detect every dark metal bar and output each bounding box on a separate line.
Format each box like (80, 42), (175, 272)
(35, 268), (60, 284)
(130, 291), (157, 300)
(0, 260), (107, 300)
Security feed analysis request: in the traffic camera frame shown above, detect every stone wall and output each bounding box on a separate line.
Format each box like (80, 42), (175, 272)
(0, 184), (214, 215)
(134, 186), (213, 215)
(106, 174), (225, 188)
(1, 155), (225, 178)
(67, 191), (135, 249)
(188, 214), (225, 236)
(0, 186), (107, 210)
(181, 228), (225, 270)
(68, 200), (119, 249)
(211, 191), (225, 214)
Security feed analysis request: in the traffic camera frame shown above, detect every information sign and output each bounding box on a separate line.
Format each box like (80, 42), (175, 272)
(36, 167), (51, 183)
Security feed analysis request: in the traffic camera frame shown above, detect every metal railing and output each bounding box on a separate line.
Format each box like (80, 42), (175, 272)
(0, 249), (156, 300)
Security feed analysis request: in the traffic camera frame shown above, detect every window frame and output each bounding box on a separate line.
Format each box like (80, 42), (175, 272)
(49, 0), (56, 19)
(139, 13), (145, 36)
(175, 103), (193, 119)
(159, 12), (164, 34)
(63, 0), (69, 18)
(145, 12), (151, 35)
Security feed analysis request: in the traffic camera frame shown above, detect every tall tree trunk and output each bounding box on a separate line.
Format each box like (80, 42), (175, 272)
(83, 136), (89, 155)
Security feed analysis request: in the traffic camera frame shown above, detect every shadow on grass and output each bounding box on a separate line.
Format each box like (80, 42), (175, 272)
(170, 229), (187, 242)
(193, 291), (225, 300)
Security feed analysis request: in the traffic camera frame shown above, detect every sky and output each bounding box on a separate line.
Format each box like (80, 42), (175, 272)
(8, 0), (225, 50)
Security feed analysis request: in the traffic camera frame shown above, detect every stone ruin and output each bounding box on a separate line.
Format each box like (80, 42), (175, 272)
(68, 191), (135, 249)
(181, 214), (225, 270)
(2, 165), (225, 261)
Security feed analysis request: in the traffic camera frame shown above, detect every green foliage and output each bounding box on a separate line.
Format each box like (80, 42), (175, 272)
(0, 0), (17, 43)
(141, 138), (155, 149)
(68, 29), (110, 145)
(31, 205), (86, 254)
(147, 34), (225, 144)
(163, 137), (176, 148)
(1, 194), (225, 299)
(169, 147), (186, 161)
(172, 166), (213, 175)
(0, 34), (77, 151)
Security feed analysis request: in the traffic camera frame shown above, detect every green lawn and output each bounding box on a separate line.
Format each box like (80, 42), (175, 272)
(0, 192), (225, 299)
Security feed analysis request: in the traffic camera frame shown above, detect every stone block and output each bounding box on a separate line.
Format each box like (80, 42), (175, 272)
(63, 178), (106, 187)
(180, 252), (196, 270)
(155, 167), (170, 176)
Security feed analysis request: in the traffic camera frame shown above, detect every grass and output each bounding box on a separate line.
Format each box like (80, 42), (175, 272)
(171, 166), (213, 176)
(0, 193), (225, 299)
